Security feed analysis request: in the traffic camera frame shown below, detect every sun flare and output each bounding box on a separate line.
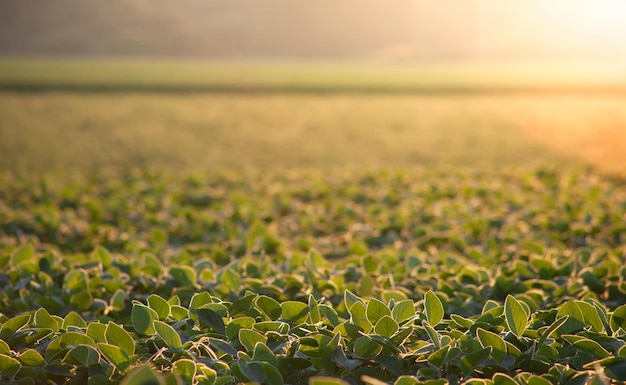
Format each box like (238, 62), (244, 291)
(526, 0), (626, 57)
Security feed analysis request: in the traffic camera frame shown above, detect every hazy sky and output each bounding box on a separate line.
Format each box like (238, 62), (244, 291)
(1, 0), (626, 62)
(468, 0), (626, 61)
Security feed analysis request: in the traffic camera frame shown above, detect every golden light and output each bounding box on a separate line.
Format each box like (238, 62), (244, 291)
(535, 1), (626, 40)
(513, 0), (626, 60)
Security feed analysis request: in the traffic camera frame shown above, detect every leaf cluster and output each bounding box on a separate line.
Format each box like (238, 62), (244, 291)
(1, 168), (626, 384)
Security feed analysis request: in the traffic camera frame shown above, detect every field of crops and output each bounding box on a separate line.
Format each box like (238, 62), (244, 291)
(1, 59), (626, 385)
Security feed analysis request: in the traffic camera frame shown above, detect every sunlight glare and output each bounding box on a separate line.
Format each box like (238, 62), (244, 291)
(531, 0), (626, 52)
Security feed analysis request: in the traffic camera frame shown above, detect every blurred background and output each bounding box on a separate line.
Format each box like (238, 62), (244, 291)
(3, 0), (626, 62)
(1, 0), (625, 175)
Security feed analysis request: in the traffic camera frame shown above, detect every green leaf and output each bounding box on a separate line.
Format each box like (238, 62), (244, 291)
(527, 376), (552, 385)
(576, 301), (604, 332)
(320, 305), (340, 327)
(308, 294), (321, 324)
(423, 321), (440, 349)
(92, 246), (112, 267)
(281, 301), (309, 325)
(60, 332), (97, 348)
(428, 345), (451, 367)
(170, 305), (189, 321)
(261, 362), (284, 385)
(391, 326), (413, 345)
(0, 314), (30, 340)
(17, 349), (45, 367)
(332, 346), (362, 371)
(504, 295), (528, 337)
(226, 317), (255, 340)
(110, 289), (126, 312)
(63, 311), (87, 330)
(239, 329), (267, 352)
(172, 359), (196, 385)
(87, 322), (107, 343)
(256, 295), (283, 321)
(147, 294), (171, 320)
(334, 322), (362, 340)
(209, 339), (238, 357)
(221, 268), (241, 292)
(476, 328), (507, 363)
(34, 308), (59, 333)
(189, 291), (212, 310)
(536, 315), (568, 352)
(344, 289), (364, 311)
(197, 365), (217, 385)
(252, 321), (287, 334)
(361, 375), (389, 385)
(64, 269), (89, 292)
(197, 308), (226, 335)
(451, 314), (473, 329)
(132, 303), (158, 335)
(354, 336), (382, 359)
(238, 360), (265, 383)
(349, 301), (372, 333)
(0, 354), (21, 380)
(557, 301), (585, 334)
(170, 265), (197, 287)
(22, 327), (53, 346)
(253, 342), (278, 367)
(105, 322), (135, 355)
(10, 244), (34, 268)
(611, 304), (626, 333)
(394, 376), (420, 385)
(493, 373), (518, 385)
(374, 315), (399, 338)
(70, 291), (92, 310)
(392, 300), (415, 323)
(599, 357), (626, 381)
(152, 228), (168, 244)
(424, 290), (444, 326)
(562, 334), (610, 358)
(98, 342), (132, 374)
(154, 320), (182, 349)
(309, 377), (351, 385)
(460, 347), (491, 375)
(62, 345), (100, 367)
(229, 293), (257, 316)
(367, 298), (391, 324)
(120, 365), (166, 385)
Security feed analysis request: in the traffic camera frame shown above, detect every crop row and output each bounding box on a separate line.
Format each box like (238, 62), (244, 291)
(1, 167), (626, 384)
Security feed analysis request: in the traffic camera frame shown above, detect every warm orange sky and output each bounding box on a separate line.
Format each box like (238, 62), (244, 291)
(2, 0), (626, 62)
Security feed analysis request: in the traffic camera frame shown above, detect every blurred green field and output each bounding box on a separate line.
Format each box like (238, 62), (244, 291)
(2, 57), (626, 93)
(0, 92), (578, 175)
(1, 58), (626, 176)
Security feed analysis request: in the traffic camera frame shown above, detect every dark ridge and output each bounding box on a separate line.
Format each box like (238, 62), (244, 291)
(2, 82), (626, 96)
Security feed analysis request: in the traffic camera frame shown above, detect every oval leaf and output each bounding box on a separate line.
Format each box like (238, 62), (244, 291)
(105, 322), (135, 355)
(154, 320), (182, 349)
(367, 298), (391, 325)
(504, 295), (527, 337)
(239, 328), (267, 353)
(374, 316), (399, 338)
(424, 291), (444, 326)
(132, 304), (158, 335)
(147, 295), (171, 320)
(476, 328), (507, 363)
